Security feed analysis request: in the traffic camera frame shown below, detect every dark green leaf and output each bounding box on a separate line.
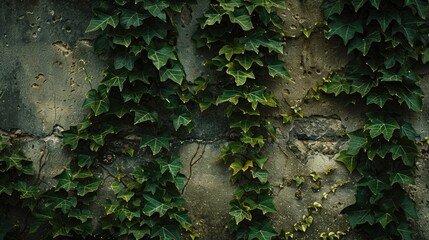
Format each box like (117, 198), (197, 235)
(252, 168), (269, 183)
(14, 181), (39, 199)
(226, 63), (255, 86)
(366, 90), (391, 108)
(229, 201), (252, 224)
(143, 195), (172, 217)
(228, 8), (253, 31)
(160, 63), (185, 85)
(147, 44), (177, 70)
(348, 209), (375, 228)
(248, 220), (278, 240)
(389, 170), (415, 185)
(347, 31), (381, 56)
(400, 195), (417, 219)
(324, 73), (351, 96)
(351, 0), (368, 12)
(388, 85), (423, 112)
(112, 35), (132, 48)
(171, 114), (192, 131)
(132, 108), (159, 124)
(350, 78), (377, 97)
(86, 12), (119, 32)
(141, 22), (168, 45)
(375, 212), (393, 228)
(158, 156), (182, 177)
(365, 115), (400, 140)
(114, 53), (134, 71)
(230, 118), (260, 133)
(219, 44), (245, 61)
(235, 53), (263, 70)
(169, 212), (192, 229)
(346, 130), (367, 155)
(367, 11), (400, 32)
(326, 16), (363, 45)
(369, 0), (381, 9)
(389, 142), (418, 166)
(255, 195), (276, 214)
(336, 151), (357, 173)
(143, 0), (169, 22)
(55, 168), (78, 191)
(266, 59), (290, 80)
(120, 8), (149, 29)
(152, 225), (180, 240)
(321, 0), (345, 18)
(203, 6), (226, 27)
(216, 90), (243, 105)
(397, 222), (413, 240)
(77, 179), (101, 196)
(400, 122), (419, 140)
(404, 0), (429, 19)
(68, 209), (92, 223)
(140, 135), (170, 155)
(357, 177), (391, 195)
(82, 89), (109, 116)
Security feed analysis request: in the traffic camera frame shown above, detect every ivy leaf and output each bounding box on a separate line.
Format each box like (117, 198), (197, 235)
(0, 185), (13, 196)
(347, 31), (381, 56)
(400, 122), (419, 141)
(132, 108), (159, 124)
(147, 44), (177, 70)
(112, 35), (132, 48)
(357, 177), (391, 195)
(348, 209), (375, 228)
(120, 8), (149, 29)
(366, 90), (391, 108)
(351, 0), (368, 12)
(77, 179), (101, 197)
(251, 168), (269, 183)
(350, 78), (377, 97)
(142, 22), (168, 45)
(326, 16), (363, 45)
(230, 159), (243, 176)
(216, 90), (243, 105)
(104, 200), (120, 215)
(255, 196), (276, 214)
(14, 181), (39, 199)
(346, 130), (367, 155)
(203, 6), (227, 27)
(367, 11), (400, 32)
(228, 8), (253, 31)
(68, 209), (92, 223)
(143, 0), (169, 22)
(321, 0), (345, 18)
(388, 85), (423, 112)
(369, 0), (381, 9)
(404, 0), (429, 19)
(85, 12), (119, 32)
(336, 151), (358, 173)
(219, 44), (245, 61)
(102, 72), (128, 92)
(375, 212), (394, 228)
(235, 53), (263, 70)
(397, 222), (413, 240)
(266, 59), (290, 80)
(92, 124), (115, 146)
(230, 118), (260, 133)
(171, 114), (192, 131)
(55, 168), (78, 191)
(140, 135), (170, 155)
(392, 13), (424, 46)
(160, 63), (185, 85)
(324, 73), (351, 96)
(226, 63), (255, 86)
(152, 225), (180, 240)
(389, 170), (415, 185)
(114, 53), (134, 71)
(4, 151), (27, 171)
(169, 212), (192, 230)
(158, 156), (182, 177)
(83, 89), (109, 116)
(389, 142), (418, 166)
(400, 196), (417, 219)
(422, 48), (429, 64)
(248, 221), (278, 240)
(365, 115), (400, 141)
(143, 195), (172, 217)
(229, 201), (252, 224)
(240, 132), (264, 148)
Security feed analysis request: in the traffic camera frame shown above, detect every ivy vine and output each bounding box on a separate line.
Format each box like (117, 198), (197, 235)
(321, 0), (428, 239)
(194, 0), (291, 239)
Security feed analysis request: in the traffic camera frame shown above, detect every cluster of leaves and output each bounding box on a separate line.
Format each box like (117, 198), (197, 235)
(321, 0), (428, 238)
(194, 0), (291, 239)
(0, 135), (36, 238)
(58, 0), (198, 239)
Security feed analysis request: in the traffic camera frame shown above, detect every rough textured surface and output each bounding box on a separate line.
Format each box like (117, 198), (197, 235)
(1, 1), (428, 240)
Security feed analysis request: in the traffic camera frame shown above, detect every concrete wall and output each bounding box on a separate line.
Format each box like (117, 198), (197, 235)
(1, 0), (428, 239)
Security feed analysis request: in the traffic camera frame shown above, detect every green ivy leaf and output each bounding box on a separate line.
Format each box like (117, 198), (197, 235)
(404, 0), (429, 19)
(321, 0), (345, 18)
(120, 8), (150, 29)
(171, 114), (192, 131)
(147, 44), (177, 70)
(248, 221), (278, 240)
(365, 115), (400, 140)
(235, 53), (263, 70)
(158, 156), (182, 177)
(388, 85), (423, 112)
(132, 108), (159, 124)
(143, 0), (169, 22)
(228, 8), (254, 31)
(83, 89), (109, 116)
(143, 195), (172, 217)
(266, 59), (290, 80)
(350, 78), (377, 97)
(203, 6), (226, 27)
(389, 170), (415, 185)
(169, 212), (192, 230)
(392, 13), (424, 46)
(422, 48), (429, 64)
(346, 130), (367, 155)
(104, 200), (120, 215)
(160, 63), (185, 85)
(226, 63), (255, 86)
(400, 122), (419, 141)
(255, 195), (276, 214)
(367, 10), (400, 32)
(240, 132), (264, 148)
(77, 179), (101, 197)
(230, 159), (243, 176)
(14, 181), (39, 199)
(230, 118), (260, 133)
(366, 90), (391, 108)
(55, 168), (78, 191)
(251, 168), (269, 183)
(389, 142), (418, 166)
(369, 0), (381, 9)
(219, 44), (245, 61)
(85, 12), (120, 32)
(216, 90), (243, 105)
(375, 212), (394, 228)
(397, 222), (413, 240)
(326, 16), (363, 45)
(140, 135), (170, 155)
(400, 196), (417, 219)
(114, 52), (134, 71)
(348, 209), (375, 228)
(351, 0), (368, 12)
(92, 124), (115, 146)
(152, 225), (180, 240)
(229, 201), (252, 224)
(347, 31), (381, 56)
(336, 151), (357, 173)
(68, 209), (92, 223)
(324, 73), (351, 96)
(0, 185), (13, 196)
(142, 22), (168, 45)
(357, 177), (391, 195)
(112, 35), (132, 48)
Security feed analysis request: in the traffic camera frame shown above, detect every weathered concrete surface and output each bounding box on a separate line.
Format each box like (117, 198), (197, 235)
(0, 0), (104, 136)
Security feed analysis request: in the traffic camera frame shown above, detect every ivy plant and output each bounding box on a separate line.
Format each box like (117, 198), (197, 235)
(321, 0), (428, 238)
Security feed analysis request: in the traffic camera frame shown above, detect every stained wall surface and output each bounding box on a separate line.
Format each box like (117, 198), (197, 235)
(1, 1), (428, 240)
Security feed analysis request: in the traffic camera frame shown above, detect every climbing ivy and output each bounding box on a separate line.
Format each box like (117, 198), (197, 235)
(321, 0), (428, 238)
(194, 1), (291, 239)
